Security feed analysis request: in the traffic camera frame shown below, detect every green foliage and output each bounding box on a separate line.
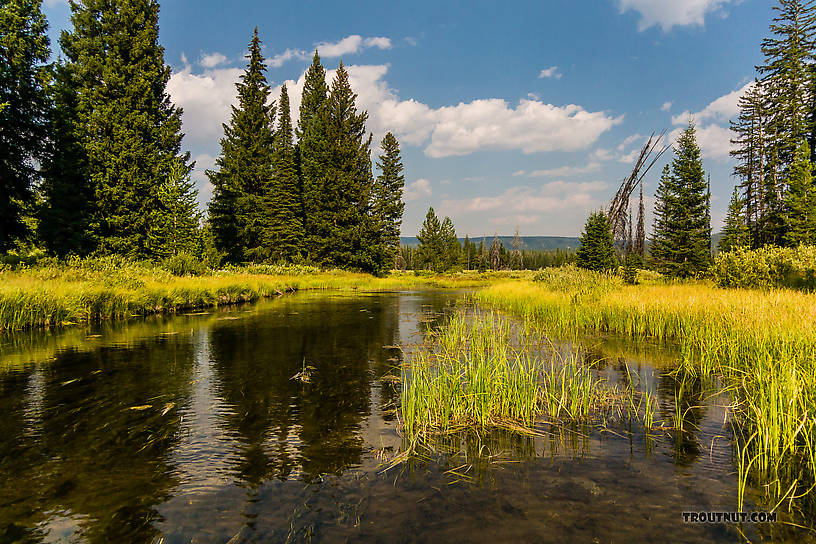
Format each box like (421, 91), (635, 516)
(576, 211), (615, 272)
(650, 122), (711, 277)
(207, 28), (275, 263)
(719, 186), (750, 253)
(0, 0), (51, 251)
(711, 245), (816, 290)
(372, 132), (405, 253)
(622, 253), (641, 284)
(161, 252), (206, 277)
(55, 0), (189, 258)
(268, 83), (303, 261)
(783, 140), (816, 246)
(147, 160), (201, 258)
(415, 207), (459, 272)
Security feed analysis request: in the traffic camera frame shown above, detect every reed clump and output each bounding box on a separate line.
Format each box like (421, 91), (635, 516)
(475, 267), (816, 510)
(400, 311), (656, 442)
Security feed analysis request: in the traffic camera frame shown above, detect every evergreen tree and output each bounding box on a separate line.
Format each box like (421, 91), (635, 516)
(39, 62), (97, 256)
(207, 28), (275, 263)
(297, 51), (329, 258)
(463, 234), (472, 269)
(489, 233), (501, 270)
(268, 83), (302, 261)
(373, 132), (406, 255)
(511, 227), (523, 269)
(416, 206), (443, 272)
(0, 0), (51, 251)
(783, 140), (816, 245)
(54, 0), (190, 257)
(649, 164), (674, 268)
(719, 186), (750, 252)
(314, 62), (382, 272)
(576, 211), (615, 272)
(147, 159), (200, 257)
(653, 122), (711, 277)
(440, 216), (459, 270)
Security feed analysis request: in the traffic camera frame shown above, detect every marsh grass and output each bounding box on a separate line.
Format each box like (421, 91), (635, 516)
(399, 311), (658, 445)
(0, 260), (505, 331)
(475, 268), (816, 513)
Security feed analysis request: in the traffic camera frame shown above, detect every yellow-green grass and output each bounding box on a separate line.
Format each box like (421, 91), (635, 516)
(0, 265), (518, 332)
(400, 311), (656, 443)
(475, 268), (816, 511)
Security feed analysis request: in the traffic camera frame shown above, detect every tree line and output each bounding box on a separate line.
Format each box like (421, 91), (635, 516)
(0, 0), (405, 274)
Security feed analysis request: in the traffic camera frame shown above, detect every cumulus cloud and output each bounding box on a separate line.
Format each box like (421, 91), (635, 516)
(661, 101), (673, 112)
(265, 35), (392, 68)
(199, 53), (227, 68)
(528, 162), (601, 177)
(667, 82), (753, 161)
(619, 0), (738, 31)
(539, 66), (562, 79)
(404, 178), (432, 201)
(671, 81), (752, 125)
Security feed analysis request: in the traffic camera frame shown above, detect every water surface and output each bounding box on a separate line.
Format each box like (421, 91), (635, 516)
(0, 291), (809, 542)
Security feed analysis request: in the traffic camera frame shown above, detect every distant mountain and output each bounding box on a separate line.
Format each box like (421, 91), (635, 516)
(400, 236), (580, 251)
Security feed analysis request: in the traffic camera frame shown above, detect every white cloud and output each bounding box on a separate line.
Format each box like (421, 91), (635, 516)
(363, 37), (392, 49)
(270, 48), (309, 68)
(661, 101), (673, 112)
(512, 170), (527, 177)
(528, 162), (601, 177)
(619, 0), (738, 31)
(314, 35), (391, 57)
(539, 66), (562, 79)
(671, 81), (752, 125)
(199, 52), (227, 68)
(404, 178), (432, 201)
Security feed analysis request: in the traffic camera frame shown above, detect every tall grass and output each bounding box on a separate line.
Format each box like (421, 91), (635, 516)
(0, 259), (502, 331)
(400, 311), (656, 443)
(475, 266), (816, 511)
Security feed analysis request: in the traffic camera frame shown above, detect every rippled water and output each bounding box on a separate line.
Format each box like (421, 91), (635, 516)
(0, 291), (810, 542)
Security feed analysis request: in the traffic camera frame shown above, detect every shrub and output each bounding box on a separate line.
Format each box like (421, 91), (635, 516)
(162, 252), (207, 277)
(711, 245), (816, 290)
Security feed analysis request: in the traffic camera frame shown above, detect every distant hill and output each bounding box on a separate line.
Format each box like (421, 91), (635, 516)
(400, 236), (580, 251)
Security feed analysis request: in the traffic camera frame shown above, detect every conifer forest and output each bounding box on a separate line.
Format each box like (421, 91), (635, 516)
(3, 1), (816, 542)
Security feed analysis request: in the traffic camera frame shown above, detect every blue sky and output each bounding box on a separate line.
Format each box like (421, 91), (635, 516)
(42, 0), (770, 237)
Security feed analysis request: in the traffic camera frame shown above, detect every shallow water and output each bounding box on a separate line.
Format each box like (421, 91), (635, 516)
(0, 291), (810, 543)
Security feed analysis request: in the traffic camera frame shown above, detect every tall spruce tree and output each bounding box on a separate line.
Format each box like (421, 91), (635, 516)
(315, 62), (382, 272)
(268, 83), (302, 261)
(416, 206), (443, 272)
(0, 0), (51, 251)
(661, 121), (711, 277)
(207, 28), (276, 263)
(783, 140), (816, 245)
(50, 0), (189, 258)
(576, 211), (615, 272)
(441, 217), (459, 270)
(719, 186), (750, 252)
(297, 51), (329, 258)
(373, 132), (406, 256)
(649, 164), (674, 268)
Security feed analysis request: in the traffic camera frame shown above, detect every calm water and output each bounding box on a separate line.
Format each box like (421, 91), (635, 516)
(0, 291), (809, 543)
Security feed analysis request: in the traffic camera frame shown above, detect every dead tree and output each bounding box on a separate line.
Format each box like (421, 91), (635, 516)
(608, 130), (669, 249)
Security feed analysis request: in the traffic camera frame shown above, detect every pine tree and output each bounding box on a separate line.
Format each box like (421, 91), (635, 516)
(416, 206), (443, 272)
(719, 186), (750, 252)
(147, 159), (200, 258)
(315, 62), (382, 272)
(207, 28), (276, 263)
(268, 83), (302, 261)
(576, 211), (615, 272)
(730, 80), (767, 247)
(649, 164), (674, 269)
(297, 51), (329, 258)
(39, 62), (97, 256)
(373, 132), (406, 256)
(440, 216), (459, 270)
(656, 122), (711, 278)
(53, 0), (190, 258)
(511, 227), (523, 269)
(0, 0), (51, 251)
(489, 233), (501, 271)
(463, 234), (472, 269)
(783, 140), (816, 245)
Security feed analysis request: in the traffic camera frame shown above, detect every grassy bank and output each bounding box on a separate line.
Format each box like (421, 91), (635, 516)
(474, 267), (816, 511)
(0, 258), (519, 331)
